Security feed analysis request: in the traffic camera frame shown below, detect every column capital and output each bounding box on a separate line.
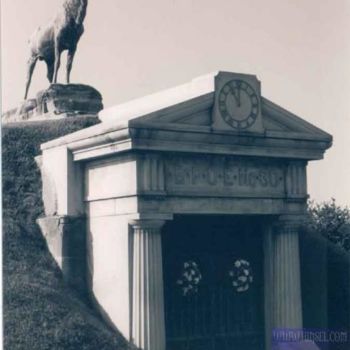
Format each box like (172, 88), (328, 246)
(129, 219), (167, 231)
(273, 214), (307, 233)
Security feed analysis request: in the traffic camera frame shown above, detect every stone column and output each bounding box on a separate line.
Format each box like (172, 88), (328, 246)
(264, 216), (304, 348)
(263, 223), (275, 350)
(130, 220), (166, 350)
(273, 216), (303, 329)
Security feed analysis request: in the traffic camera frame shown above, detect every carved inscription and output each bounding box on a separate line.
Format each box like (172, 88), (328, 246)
(166, 155), (285, 196)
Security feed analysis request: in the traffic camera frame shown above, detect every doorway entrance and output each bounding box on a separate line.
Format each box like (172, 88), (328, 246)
(162, 215), (265, 350)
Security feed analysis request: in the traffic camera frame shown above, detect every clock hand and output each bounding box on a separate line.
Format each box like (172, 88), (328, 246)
(232, 86), (241, 107)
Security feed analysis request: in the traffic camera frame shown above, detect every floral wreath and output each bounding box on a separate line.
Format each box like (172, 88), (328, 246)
(228, 259), (253, 293)
(176, 260), (202, 296)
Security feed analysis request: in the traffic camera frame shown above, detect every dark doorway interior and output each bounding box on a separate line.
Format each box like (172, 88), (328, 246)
(162, 215), (265, 350)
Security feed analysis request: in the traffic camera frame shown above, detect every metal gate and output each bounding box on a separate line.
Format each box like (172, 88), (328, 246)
(162, 216), (265, 350)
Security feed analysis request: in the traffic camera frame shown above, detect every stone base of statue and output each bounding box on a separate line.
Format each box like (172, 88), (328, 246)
(2, 84), (103, 123)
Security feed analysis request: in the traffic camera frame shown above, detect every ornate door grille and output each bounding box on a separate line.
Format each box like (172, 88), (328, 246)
(163, 216), (265, 350)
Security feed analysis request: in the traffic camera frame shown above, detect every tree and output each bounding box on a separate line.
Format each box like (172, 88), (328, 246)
(307, 198), (350, 252)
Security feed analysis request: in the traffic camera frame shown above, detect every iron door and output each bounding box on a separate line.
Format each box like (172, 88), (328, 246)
(163, 215), (265, 350)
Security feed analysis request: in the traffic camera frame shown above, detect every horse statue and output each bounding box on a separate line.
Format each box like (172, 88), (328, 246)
(24, 0), (88, 100)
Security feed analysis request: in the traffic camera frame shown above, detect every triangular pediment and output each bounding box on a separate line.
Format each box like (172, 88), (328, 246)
(97, 71), (331, 142)
(125, 93), (331, 142)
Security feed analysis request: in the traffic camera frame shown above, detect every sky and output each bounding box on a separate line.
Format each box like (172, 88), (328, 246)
(1, 0), (350, 206)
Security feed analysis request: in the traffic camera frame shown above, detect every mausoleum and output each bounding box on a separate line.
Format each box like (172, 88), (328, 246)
(37, 71), (332, 350)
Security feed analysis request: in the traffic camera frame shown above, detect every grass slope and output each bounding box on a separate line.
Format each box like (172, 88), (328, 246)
(3, 118), (132, 350)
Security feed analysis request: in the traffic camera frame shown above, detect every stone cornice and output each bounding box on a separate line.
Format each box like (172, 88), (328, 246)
(69, 126), (330, 161)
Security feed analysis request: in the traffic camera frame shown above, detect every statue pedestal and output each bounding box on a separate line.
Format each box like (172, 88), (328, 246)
(2, 84), (103, 123)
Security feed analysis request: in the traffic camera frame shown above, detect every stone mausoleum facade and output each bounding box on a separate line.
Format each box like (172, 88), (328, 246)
(37, 72), (332, 350)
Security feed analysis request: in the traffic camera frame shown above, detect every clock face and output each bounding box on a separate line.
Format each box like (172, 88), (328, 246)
(218, 79), (260, 130)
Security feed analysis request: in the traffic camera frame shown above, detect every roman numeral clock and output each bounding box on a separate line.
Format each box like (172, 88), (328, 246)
(213, 72), (265, 133)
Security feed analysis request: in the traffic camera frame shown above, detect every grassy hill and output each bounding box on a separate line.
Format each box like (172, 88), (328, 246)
(3, 118), (133, 350)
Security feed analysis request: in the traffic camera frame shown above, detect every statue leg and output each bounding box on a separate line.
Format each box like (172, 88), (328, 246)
(53, 39), (61, 83)
(24, 56), (38, 100)
(46, 59), (54, 83)
(66, 47), (77, 84)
